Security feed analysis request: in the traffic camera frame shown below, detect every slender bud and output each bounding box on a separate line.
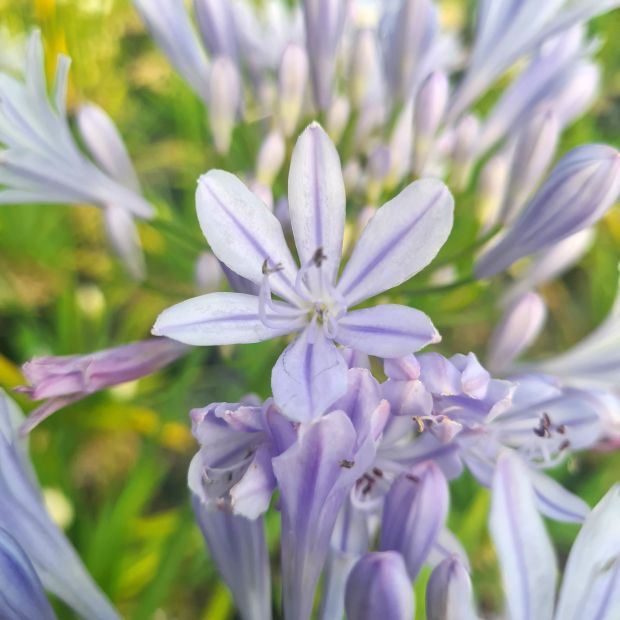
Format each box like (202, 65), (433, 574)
(476, 145), (620, 278)
(326, 95), (351, 144)
(554, 62), (600, 129)
(278, 44), (309, 136)
(476, 151), (510, 233)
(487, 292), (547, 374)
(414, 71), (449, 173)
(349, 28), (379, 108)
(501, 109), (560, 224)
(345, 552), (415, 620)
(302, 0), (348, 110)
(450, 114), (480, 190)
(194, 0), (239, 63)
(426, 556), (477, 620)
(256, 130), (286, 187)
(208, 56), (241, 154)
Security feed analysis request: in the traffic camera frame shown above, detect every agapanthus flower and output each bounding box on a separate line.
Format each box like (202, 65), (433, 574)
(153, 123), (453, 421)
(0, 391), (119, 619)
(0, 31), (154, 277)
(17, 338), (188, 433)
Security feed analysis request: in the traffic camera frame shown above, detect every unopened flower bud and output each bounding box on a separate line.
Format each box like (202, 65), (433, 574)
(195, 251), (223, 293)
(477, 152), (510, 233)
(194, 0), (239, 63)
(450, 114), (480, 190)
(326, 95), (351, 144)
(256, 130), (286, 187)
(278, 44), (309, 136)
(414, 71), (449, 173)
(208, 56), (241, 154)
(426, 556), (477, 620)
(501, 109), (560, 224)
(476, 145), (620, 278)
(487, 292), (547, 374)
(349, 28), (379, 108)
(345, 552), (415, 620)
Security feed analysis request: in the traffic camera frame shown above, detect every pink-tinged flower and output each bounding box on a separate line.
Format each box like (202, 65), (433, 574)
(17, 338), (188, 433)
(153, 123), (453, 422)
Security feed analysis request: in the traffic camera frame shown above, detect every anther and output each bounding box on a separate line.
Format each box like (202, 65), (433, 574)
(312, 247), (327, 267)
(339, 459), (355, 468)
(262, 258), (284, 275)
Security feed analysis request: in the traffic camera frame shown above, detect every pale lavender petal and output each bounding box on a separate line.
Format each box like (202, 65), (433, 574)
(273, 410), (374, 620)
(380, 462), (449, 579)
(208, 56), (241, 155)
(476, 145), (620, 278)
(489, 450), (557, 620)
(426, 556), (478, 620)
(418, 352), (462, 396)
(555, 484), (620, 620)
(528, 468), (589, 523)
(487, 292), (547, 374)
(336, 304), (440, 358)
(288, 123), (345, 286)
(271, 324), (348, 423)
(192, 497), (272, 620)
(0, 529), (56, 620)
(345, 552), (415, 620)
(196, 170), (301, 302)
(337, 178), (453, 306)
(152, 292), (304, 345)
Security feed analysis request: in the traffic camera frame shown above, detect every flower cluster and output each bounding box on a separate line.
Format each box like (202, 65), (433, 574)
(2, 0), (620, 618)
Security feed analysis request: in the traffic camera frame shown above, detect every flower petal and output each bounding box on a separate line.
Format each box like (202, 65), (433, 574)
(489, 451), (557, 620)
(336, 304), (440, 358)
(271, 325), (348, 422)
(426, 556), (478, 620)
(337, 178), (453, 305)
(288, 123), (345, 285)
(152, 292), (303, 345)
(555, 484), (620, 620)
(196, 170), (301, 302)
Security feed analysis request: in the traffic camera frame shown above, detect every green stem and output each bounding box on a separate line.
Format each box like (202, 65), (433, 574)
(406, 274), (477, 296)
(148, 218), (205, 254)
(431, 224), (502, 271)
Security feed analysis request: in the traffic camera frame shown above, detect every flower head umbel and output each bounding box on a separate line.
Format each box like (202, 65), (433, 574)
(153, 123), (453, 421)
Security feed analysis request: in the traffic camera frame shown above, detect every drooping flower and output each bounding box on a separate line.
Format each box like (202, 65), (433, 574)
(0, 391), (120, 619)
(17, 338), (189, 433)
(153, 123), (453, 421)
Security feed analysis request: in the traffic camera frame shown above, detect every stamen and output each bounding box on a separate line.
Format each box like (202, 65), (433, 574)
(339, 459), (355, 468)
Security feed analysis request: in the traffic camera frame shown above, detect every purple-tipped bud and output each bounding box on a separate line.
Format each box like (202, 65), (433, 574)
(426, 556), (477, 620)
(349, 28), (380, 108)
(476, 151), (510, 233)
(414, 71), (449, 173)
(487, 292), (547, 374)
(195, 251), (223, 293)
(380, 462), (449, 579)
(207, 56), (241, 154)
(256, 130), (286, 186)
(501, 110), (560, 224)
(18, 338), (188, 432)
(451, 114), (480, 190)
(278, 44), (309, 136)
(345, 552), (415, 620)
(302, 0), (348, 110)
(476, 144), (620, 278)
(0, 529), (56, 620)
(194, 0), (239, 63)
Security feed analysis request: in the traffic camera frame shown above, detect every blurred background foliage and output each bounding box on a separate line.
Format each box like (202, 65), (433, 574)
(0, 0), (619, 618)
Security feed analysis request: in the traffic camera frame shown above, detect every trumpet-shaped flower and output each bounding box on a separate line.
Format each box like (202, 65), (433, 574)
(153, 123), (453, 421)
